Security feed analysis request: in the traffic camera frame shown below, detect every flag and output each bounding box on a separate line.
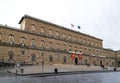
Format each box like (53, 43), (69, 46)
(78, 25), (80, 29)
(71, 23), (74, 27)
(71, 53), (75, 60)
(78, 54), (82, 60)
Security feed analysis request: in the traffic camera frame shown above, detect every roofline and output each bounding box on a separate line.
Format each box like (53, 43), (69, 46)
(19, 14), (103, 41)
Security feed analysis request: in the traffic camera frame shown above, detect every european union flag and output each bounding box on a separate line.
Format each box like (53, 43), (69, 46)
(78, 26), (80, 29)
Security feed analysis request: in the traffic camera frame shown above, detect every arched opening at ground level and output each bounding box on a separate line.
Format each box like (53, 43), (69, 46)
(74, 57), (78, 65)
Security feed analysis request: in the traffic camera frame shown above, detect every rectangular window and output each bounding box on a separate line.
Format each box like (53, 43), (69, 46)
(21, 50), (25, 56)
(32, 39), (36, 48)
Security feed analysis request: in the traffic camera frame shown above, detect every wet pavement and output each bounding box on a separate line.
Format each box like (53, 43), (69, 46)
(0, 64), (120, 83)
(0, 72), (120, 83)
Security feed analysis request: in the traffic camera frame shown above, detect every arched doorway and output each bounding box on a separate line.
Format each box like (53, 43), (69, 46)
(75, 57), (78, 65)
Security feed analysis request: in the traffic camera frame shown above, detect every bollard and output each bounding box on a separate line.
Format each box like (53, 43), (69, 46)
(114, 68), (117, 71)
(54, 68), (58, 74)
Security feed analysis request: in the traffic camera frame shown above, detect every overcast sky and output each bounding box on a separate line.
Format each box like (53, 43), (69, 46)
(0, 0), (120, 50)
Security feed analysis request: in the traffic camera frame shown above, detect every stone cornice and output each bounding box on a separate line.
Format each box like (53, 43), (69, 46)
(19, 14), (103, 41)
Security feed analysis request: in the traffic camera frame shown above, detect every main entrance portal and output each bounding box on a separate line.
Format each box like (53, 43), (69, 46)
(75, 57), (78, 65)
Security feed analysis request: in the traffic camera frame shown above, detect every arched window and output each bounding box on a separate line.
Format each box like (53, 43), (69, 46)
(49, 55), (53, 62)
(21, 50), (25, 56)
(106, 62), (108, 65)
(95, 42), (98, 46)
(74, 36), (77, 42)
(88, 40), (90, 45)
(79, 47), (82, 52)
(9, 34), (14, 45)
(91, 41), (94, 45)
(31, 53), (36, 62)
(69, 45), (72, 51)
(63, 44), (66, 51)
(41, 40), (45, 48)
(21, 37), (26, 46)
(56, 43), (60, 49)
(40, 27), (44, 34)
(68, 34), (72, 40)
(75, 47), (77, 52)
(31, 24), (36, 32)
(93, 60), (96, 65)
(84, 58), (88, 65)
(79, 37), (82, 43)
(63, 56), (67, 63)
(83, 39), (86, 44)
(49, 41), (53, 49)
(57, 54), (60, 61)
(112, 61), (114, 66)
(8, 51), (14, 62)
(56, 31), (59, 38)
(31, 38), (36, 48)
(49, 29), (52, 36)
(62, 33), (66, 39)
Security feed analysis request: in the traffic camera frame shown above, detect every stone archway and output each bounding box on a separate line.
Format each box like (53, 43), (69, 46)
(75, 57), (78, 65)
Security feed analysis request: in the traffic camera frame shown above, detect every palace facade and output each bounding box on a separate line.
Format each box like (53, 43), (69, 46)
(0, 15), (119, 66)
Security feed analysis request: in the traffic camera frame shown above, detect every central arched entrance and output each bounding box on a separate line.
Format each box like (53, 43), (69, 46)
(75, 57), (78, 65)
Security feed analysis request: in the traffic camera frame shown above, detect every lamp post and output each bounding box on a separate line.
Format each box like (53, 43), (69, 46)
(41, 53), (44, 73)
